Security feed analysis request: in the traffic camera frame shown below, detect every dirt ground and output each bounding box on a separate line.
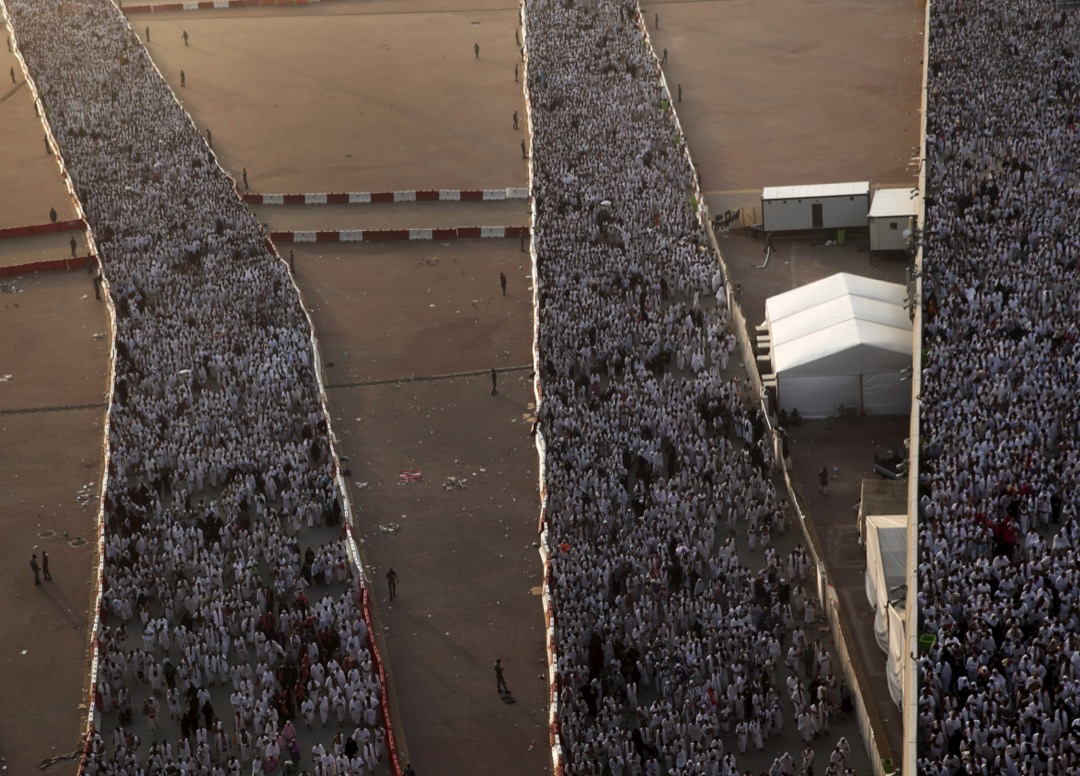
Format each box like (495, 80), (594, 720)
(643, 0), (924, 215)
(135, 1), (527, 196)
(0, 272), (111, 771)
(0, 0), (923, 771)
(0, 39), (79, 230)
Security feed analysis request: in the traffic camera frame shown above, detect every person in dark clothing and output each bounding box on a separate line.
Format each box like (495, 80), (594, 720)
(50, 206), (57, 223)
(70, 236), (77, 257)
(490, 368), (498, 395)
(500, 272), (507, 295)
(41, 550), (52, 580)
(495, 658), (509, 693)
(386, 568), (399, 600)
(30, 554), (41, 585)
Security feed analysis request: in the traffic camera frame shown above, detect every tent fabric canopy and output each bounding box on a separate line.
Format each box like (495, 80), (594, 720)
(765, 273), (913, 417)
(865, 513), (908, 707)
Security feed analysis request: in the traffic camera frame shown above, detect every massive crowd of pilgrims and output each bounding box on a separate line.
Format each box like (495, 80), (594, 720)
(8, 1), (384, 773)
(916, 0), (1080, 774)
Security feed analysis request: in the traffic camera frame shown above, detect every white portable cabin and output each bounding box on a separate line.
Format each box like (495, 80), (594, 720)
(765, 273), (913, 419)
(761, 181), (870, 232)
(868, 187), (919, 252)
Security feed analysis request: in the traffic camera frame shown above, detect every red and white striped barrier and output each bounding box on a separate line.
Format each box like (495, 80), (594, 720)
(243, 188), (530, 206)
(0, 218), (86, 241)
(269, 226), (530, 243)
(122, 0), (320, 13)
(0, 255), (90, 277)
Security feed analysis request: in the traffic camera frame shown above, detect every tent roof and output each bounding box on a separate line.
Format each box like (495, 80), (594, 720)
(869, 187), (919, 219)
(867, 513), (907, 601)
(762, 181), (870, 201)
(766, 273), (913, 374)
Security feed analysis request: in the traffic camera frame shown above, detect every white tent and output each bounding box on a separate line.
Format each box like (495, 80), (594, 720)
(765, 273), (913, 418)
(865, 513), (907, 707)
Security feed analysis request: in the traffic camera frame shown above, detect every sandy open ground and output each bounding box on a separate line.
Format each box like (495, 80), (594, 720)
(0, 0), (922, 771)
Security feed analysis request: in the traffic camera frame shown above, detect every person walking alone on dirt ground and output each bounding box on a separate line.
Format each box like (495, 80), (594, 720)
(490, 368), (498, 395)
(386, 568), (399, 600)
(474, 42), (480, 59)
(500, 272), (507, 296)
(661, 48), (667, 65)
(49, 206), (57, 223)
(513, 110), (518, 130)
(41, 550), (52, 580)
(521, 139), (528, 159)
(242, 168), (248, 189)
(145, 26), (150, 42)
(183, 30), (189, 46)
(520, 235), (526, 252)
(180, 70), (185, 88)
(495, 658), (510, 694)
(514, 63), (519, 82)
(30, 553), (41, 586)
(71, 235), (77, 257)
(818, 467), (829, 495)
(515, 28), (520, 46)
(10, 66), (15, 83)
(655, 13), (659, 29)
